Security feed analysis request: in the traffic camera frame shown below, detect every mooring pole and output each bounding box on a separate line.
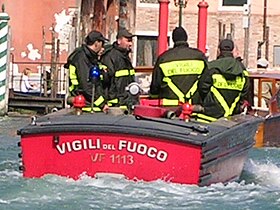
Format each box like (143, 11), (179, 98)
(197, 0), (208, 53)
(0, 5), (10, 115)
(158, 0), (170, 56)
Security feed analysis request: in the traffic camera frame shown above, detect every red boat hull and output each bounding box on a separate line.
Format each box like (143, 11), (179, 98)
(18, 109), (262, 186)
(22, 133), (201, 184)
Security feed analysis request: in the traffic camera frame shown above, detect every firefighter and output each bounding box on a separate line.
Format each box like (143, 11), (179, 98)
(101, 29), (136, 109)
(196, 39), (250, 122)
(64, 30), (109, 112)
(149, 26), (208, 106)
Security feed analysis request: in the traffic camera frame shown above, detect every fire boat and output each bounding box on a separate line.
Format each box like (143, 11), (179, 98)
(16, 0), (262, 186)
(17, 87), (262, 186)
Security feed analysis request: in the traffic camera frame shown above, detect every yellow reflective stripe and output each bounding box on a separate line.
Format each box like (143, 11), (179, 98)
(211, 86), (230, 116)
(69, 64), (78, 92)
(162, 77), (198, 103)
(115, 69), (135, 77)
(82, 107), (102, 112)
(196, 118), (211, 123)
(162, 98), (179, 106)
(160, 60), (205, 77)
(94, 96), (105, 106)
(243, 70), (249, 76)
(194, 113), (217, 122)
(211, 86), (240, 117)
(99, 64), (107, 69)
(108, 98), (118, 106)
(212, 74), (245, 91)
(120, 105), (128, 110)
(229, 93), (241, 115)
(186, 80), (198, 99)
(163, 77), (185, 102)
(69, 65), (78, 85)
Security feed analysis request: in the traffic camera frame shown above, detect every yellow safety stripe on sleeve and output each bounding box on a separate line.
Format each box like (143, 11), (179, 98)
(210, 86), (241, 117)
(69, 64), (78, 92)
(115, 69), (135, 77)
(243, 70), (249, 76)
(120, 105), (128, 110)
(160, 60), (205, 77)
(212, 74), (245, 91)
(99, 64), (108, 69)
(94, 96), (105, 106)
(82, 107), (102, 112)
(107, 98), (119, 106)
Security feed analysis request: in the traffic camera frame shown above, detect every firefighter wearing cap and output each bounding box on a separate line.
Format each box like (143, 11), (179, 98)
(64, 30), (109, 112)
(101, 29), (136, 108)
(196, 39), (250, 122)
(254, 58), (273, 107)
(150, 26), (208, 106)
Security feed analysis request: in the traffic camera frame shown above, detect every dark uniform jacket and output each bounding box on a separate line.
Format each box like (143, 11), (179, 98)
(65, 44), (106, 110)
(149, 42), (208, 105)
(197, 52), (249, 122)
(101, 42), (135, 106)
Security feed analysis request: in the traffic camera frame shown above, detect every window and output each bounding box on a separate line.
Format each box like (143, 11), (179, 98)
(138, 0), (159, 8)
(139, 0), (158, 3)
(219, 0), (248, 11)
(222, 0), (247, 6)
(136, 36), (158, 67)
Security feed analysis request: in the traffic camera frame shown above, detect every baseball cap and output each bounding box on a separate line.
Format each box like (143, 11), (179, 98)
(85, 30), (109, 45)
(116, 29), (135, 39)
(218, 39), (234, 51)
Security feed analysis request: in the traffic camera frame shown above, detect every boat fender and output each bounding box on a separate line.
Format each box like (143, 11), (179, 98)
(165, 111), (176, 119)
(51, 107), (58, 112)
(31, 116), (37, 125)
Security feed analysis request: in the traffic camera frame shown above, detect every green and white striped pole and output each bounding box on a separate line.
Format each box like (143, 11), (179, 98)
(0, 6), (10, 115)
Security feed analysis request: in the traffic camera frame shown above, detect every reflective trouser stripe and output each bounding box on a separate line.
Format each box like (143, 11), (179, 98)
(192, 113), (217, 123)
(211, 86), (241, 117)
(120, 105), (128, 110)
(82, 107), (102, 112)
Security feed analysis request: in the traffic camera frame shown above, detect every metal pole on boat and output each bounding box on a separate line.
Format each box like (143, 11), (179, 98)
(89, 65), (101, 113)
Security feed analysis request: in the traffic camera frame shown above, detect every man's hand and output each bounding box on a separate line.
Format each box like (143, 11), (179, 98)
(102, 104), (109, 113)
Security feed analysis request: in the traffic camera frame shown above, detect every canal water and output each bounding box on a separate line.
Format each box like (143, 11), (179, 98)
(0, 116), (280, 210)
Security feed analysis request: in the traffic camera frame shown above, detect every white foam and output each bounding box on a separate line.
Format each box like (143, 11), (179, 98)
(245, 159), (280, 187)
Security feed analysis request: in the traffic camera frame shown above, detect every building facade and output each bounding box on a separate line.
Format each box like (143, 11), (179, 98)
(134, 0), (280, 69)
(1, 0), (280, 73)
